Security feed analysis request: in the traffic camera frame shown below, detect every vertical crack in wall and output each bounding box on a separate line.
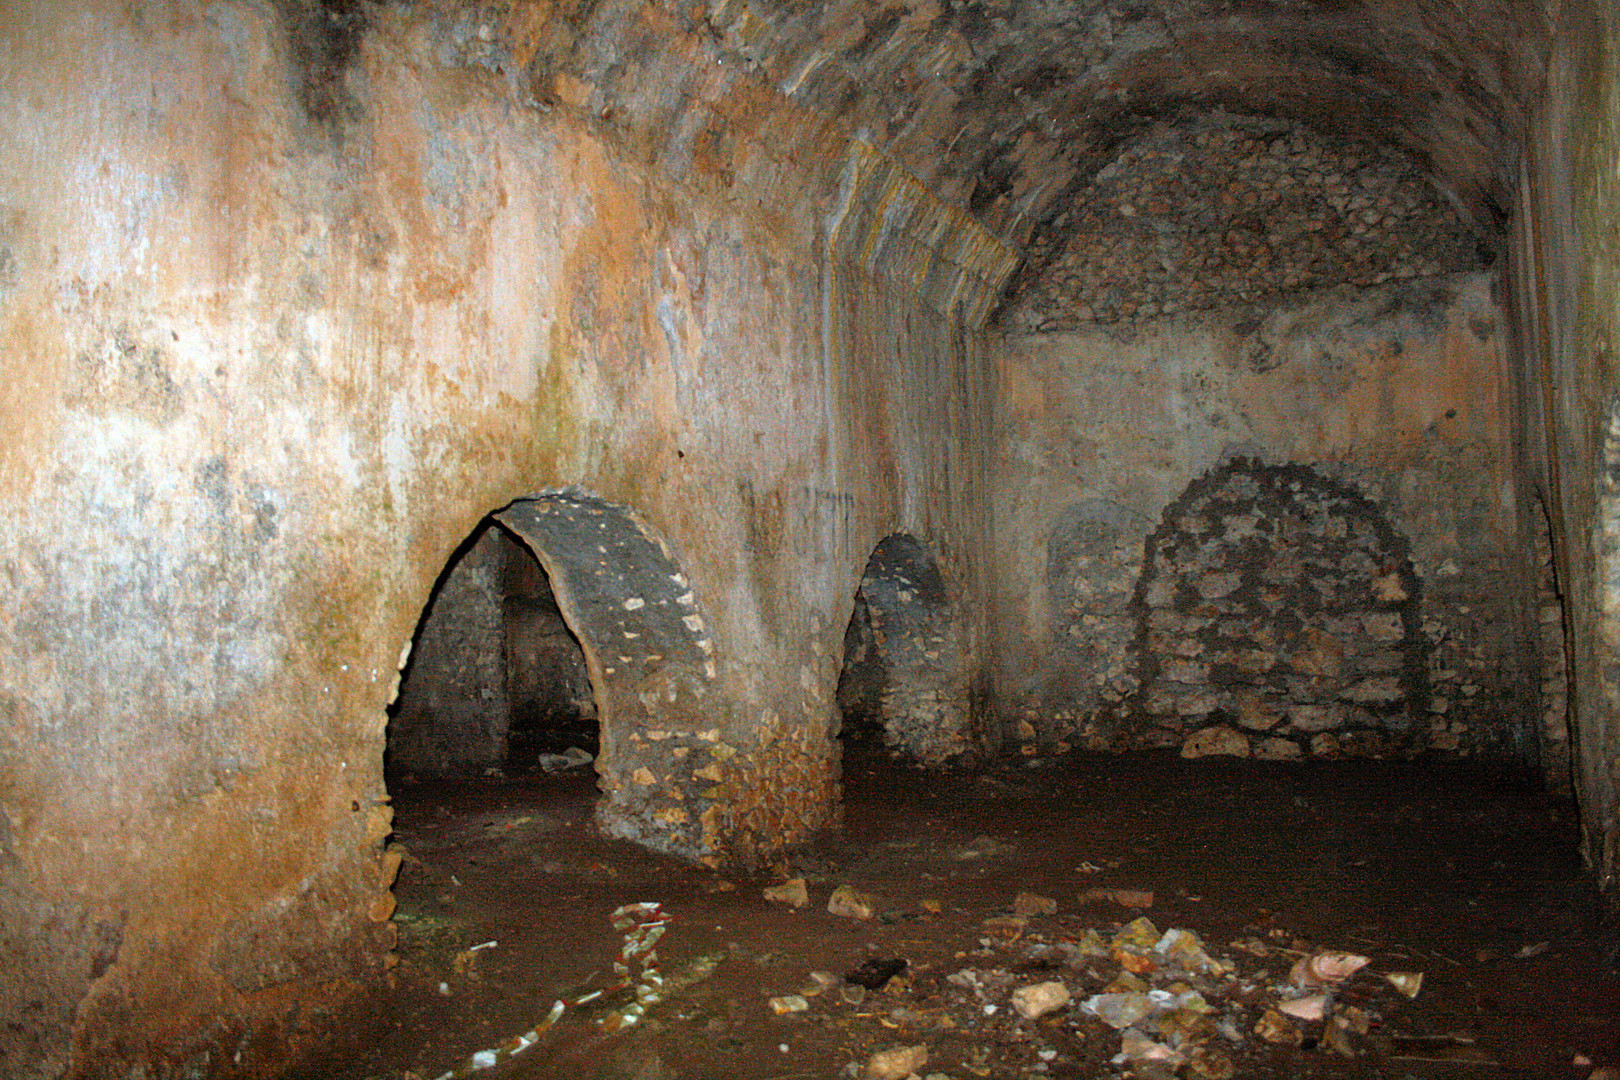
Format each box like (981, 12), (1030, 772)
(1536, 497), (1575, 797)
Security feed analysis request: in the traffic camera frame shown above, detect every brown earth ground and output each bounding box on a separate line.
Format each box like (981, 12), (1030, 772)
(298, 749), (1620, 1080)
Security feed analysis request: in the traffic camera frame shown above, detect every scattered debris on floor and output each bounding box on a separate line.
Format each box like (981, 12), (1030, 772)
(534, 746), (595, 773)
(424, 901), (675, 1079)
(779, 908), (1445, 1078)
(310, 755), (1620, 1080)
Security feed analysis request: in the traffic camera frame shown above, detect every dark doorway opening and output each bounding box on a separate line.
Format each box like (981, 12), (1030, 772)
(387, 520), (596, 786)
(835, 533), (970, 765)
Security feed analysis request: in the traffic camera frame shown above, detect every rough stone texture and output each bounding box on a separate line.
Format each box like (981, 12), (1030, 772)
(389, 525), (510, 778)
(995, 275), (1531, 758)
(1011, 980), (1072, 1019)
(1012, 114), (1485, 330)
(1137, 461), (1426, 758)
(494, 494), (737, 861)
(1180, 724), (1251, 760)
(836, 534), (976, 765)
(0, 3), (1001, 1072)
(2, 0), (1619, 1075)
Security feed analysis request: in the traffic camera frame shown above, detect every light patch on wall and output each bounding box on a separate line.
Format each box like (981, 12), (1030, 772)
(66, 154), (171, 283)
(384, 396), (413, 514)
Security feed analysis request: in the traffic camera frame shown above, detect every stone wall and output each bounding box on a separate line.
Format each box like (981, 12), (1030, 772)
(388, 526), (510, 779)
(501, 530), (597, 761)
(1129, 460), (1426, 760)
(1010, 113), (1484, 330)
(0, 3), (1006, 1074)
(835, 534), (974, 765)
(993, 274), (1533, 761)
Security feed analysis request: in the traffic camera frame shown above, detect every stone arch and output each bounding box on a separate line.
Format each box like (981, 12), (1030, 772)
(835, 533), (973, 765)
(1128, 460), (1427, 759)
(389, 489), (721, 861)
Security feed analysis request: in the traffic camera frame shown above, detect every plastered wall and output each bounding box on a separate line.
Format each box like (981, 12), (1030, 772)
(0, 2), (1002, 1074)
(1510, 0), (1620, 908)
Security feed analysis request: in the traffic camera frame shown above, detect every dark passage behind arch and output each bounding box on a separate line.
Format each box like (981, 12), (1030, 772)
(836, 533), (972, 766)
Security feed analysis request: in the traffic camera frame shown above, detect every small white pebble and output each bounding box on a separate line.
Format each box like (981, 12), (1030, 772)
(983, 1003), (998, 1015)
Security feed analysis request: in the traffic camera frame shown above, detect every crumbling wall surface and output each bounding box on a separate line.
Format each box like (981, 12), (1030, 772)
(388, 525), (510, 778)
(1511, 0), (1620, 907)
(993, 274), (1529, 759)
(0, 2), (994, 1076)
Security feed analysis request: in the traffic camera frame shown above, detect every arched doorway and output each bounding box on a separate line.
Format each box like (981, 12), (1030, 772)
(835, 533), (974, 766)
(388, 521), (597, 783)
(388, 490), (722, 861)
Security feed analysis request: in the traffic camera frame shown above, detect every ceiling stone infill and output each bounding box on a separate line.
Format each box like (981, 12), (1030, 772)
(1009, 113), (1486, 329)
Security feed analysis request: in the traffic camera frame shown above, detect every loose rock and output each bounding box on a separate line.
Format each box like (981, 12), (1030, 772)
(1254, 1007), (1304, 1046)
(828, 884), (879, 920)
(864, 1044), (928, 1080)
(1011, 980), (1070, 1019)
(1079, 887), (1154, 908)
(763, 877), (808, 908)
(1181, 725), (1251, 759)
(1014, 891), (1058, 916)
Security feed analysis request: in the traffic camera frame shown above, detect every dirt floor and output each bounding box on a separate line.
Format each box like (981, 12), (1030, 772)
(299, 749), (1620, 1080)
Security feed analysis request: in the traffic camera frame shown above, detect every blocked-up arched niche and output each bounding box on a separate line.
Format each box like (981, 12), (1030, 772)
(388, 490), (721, 861)
(836, 534), (973, 765)
(1128, 460), (1427, 759)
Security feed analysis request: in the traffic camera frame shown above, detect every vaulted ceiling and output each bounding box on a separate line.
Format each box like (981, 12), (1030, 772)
(692, 0), (1550, 244)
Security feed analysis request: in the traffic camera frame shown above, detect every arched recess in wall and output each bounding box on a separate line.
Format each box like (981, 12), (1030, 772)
(388, 489), (719, 859)
(836, 533), (974, 766)
(1126, 460), (1427, 760)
